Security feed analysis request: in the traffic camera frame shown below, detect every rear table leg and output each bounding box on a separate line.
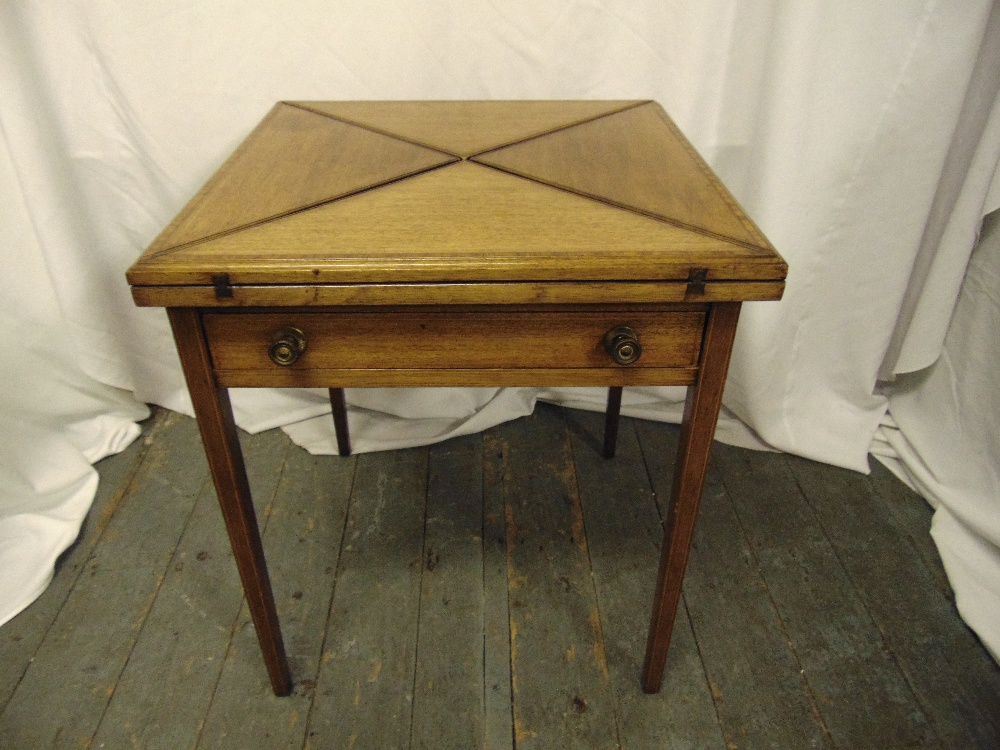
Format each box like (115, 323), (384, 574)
(602, 386), (623, 458)
(329, 388), (352, 457)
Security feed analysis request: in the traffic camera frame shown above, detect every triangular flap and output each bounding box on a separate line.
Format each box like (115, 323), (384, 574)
(473, 102), (766, 249)
(292, 100), (646, 157)
(153, 162), (765, 283)
(148, 103), (456, 255)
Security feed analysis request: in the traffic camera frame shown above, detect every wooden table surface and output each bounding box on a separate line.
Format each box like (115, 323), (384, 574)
(127, 100), (784, 302)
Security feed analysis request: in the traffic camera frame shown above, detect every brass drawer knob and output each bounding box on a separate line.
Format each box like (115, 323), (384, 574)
(268, 327), (307, 366)
(603, 325), (642, 365)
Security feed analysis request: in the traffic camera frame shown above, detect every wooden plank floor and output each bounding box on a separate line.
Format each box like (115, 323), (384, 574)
(2, 403), (999, 749)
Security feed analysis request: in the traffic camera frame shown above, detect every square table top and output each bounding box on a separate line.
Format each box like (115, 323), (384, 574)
(127, 100), (785, 307)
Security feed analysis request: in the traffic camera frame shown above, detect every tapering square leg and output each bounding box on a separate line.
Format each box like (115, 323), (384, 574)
(329, 387), (351, 457)
(602, 386), (624, 458)
(642, 302), (741, 692)
(167, 308), (292, 696)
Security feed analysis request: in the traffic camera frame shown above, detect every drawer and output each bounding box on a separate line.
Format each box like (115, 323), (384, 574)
(203, 310), (705, 375)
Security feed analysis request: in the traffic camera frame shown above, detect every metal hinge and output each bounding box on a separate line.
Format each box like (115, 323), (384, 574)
(686, 268), (708, 296)
(212, 273), (234, 299)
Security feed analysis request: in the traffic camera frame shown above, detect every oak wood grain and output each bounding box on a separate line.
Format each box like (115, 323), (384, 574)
(475, 102), (764, 248)
(166, 308), (291, 696)
(147, 103), (454, 256)
(129, 100), (786, 303)
(130, 280), (785, 308)
(129, 162), (784, 289)
(213, 367), (698, 389)
(202, 309), (705, 373)
(291, 100), (645, 157)
(642, 302), (741, 692)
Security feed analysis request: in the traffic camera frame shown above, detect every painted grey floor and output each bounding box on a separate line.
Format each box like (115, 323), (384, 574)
(1, 403), (998, 749)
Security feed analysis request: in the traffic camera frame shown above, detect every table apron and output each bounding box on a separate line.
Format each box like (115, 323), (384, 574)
(213, 366), (698, 388)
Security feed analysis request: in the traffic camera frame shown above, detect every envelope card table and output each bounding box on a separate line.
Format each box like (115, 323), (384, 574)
(127, 100), (786, 697)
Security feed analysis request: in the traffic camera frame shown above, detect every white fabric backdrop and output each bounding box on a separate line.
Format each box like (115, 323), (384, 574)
(2, 1), (999, 659)
(874, 208), (1000, 662)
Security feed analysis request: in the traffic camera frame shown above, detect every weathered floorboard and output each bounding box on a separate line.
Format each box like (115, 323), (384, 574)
(304, 447), (428, 749)
(566, 409), (727, 750)
(90, 427), (291, 750)
(1, 405), (998, 750)
(714, 445), (936, 749)
(497, 405), (620, 750)
(0, 408), (161, 713)
(411, 434), (486, 750)
(197, 438), (355, 749)
(788, 454), (1000, 750)
(636, 419), (832, 750)
(482, 430), (515, 750)
(0, 410), (208, 749)
(867, 459), (953, 599)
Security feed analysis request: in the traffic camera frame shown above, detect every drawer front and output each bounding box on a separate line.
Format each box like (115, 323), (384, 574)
(203, 310), (704, 375)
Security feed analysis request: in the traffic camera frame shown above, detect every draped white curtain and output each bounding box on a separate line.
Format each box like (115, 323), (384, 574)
(2, 2), (998, 658)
